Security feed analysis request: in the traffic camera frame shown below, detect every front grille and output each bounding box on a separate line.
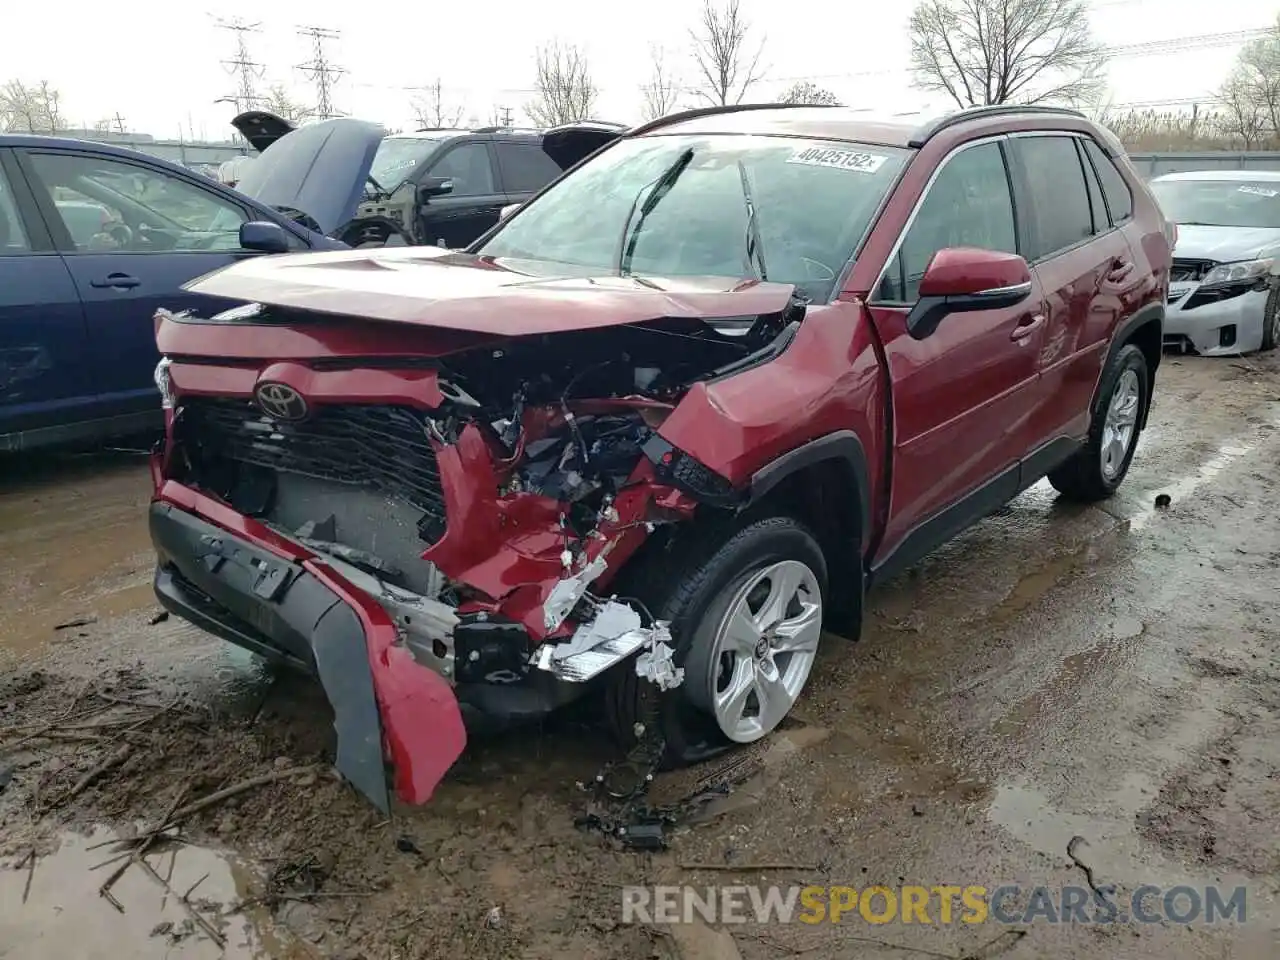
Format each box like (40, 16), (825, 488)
(1171, 258), (1215, 283)
(179, 397), (446, 518)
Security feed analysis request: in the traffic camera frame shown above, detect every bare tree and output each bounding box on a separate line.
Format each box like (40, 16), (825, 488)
(261, 83), (316, 124)
(908, 0), (1106, 108)
(1217, 17), (1280, 148)
(779, 81), (842, 106)
(411, 78), (466, 129)
(526, 42), (597, 127)
(689, 0), (766, 106)
(0, 79), (64, 133)
(640, 44), (683, 121)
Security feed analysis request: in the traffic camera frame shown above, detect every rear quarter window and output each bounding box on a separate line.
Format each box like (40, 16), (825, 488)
(1083, 139), (1133, 222)
(495, 142), (563, 193)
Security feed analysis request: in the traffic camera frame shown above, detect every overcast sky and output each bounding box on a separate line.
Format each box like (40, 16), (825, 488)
(4, 0), (1274, 140)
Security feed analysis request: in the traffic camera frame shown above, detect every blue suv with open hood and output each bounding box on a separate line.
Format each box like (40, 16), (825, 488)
(0, 118), (614, 451)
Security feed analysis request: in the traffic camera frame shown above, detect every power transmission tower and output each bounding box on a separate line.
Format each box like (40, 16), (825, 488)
(500, 105), (513, 127)
(296, 25), (345, 119)
(216, 17), (265, 113)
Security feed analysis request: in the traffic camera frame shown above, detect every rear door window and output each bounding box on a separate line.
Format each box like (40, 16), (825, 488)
(1016, 136), (1094, 260)
(494, 141), (563, 193)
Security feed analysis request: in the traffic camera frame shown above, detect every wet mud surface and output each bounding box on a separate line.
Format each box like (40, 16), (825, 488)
(3, 355), (1280, 958)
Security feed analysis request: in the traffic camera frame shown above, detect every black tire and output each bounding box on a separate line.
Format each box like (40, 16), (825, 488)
(1048, 343), (1149, 502)
(603, 515), (828, 767)
(1261, 285), (1280, 352)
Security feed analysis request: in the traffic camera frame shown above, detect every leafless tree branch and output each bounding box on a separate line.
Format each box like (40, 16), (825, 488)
(640, 44), (683, 121)
(689, 0), (766, 107)
(1216, 16), (1280, 148)
(908, 0), (1106, 108)
(410, 78), (465, 130)
(526, 42), (597, 127)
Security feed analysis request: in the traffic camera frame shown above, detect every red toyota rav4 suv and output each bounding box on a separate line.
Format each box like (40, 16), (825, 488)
(148, 104), (1171, 810)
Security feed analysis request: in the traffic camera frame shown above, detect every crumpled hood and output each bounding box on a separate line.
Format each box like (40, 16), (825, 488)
(1173, 224), (1280, 263)
(234, 118), (386, 236)
(182, 245), (797, 336)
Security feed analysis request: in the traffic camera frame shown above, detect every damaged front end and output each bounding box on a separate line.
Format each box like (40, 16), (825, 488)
(149, 292), (803, 810)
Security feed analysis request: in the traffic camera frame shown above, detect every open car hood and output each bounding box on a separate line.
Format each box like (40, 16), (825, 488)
(182, 244), (796, 336)
(541, 120), (628, 170)
(231, 110), (297, 153)
(233, 118), (386, 236)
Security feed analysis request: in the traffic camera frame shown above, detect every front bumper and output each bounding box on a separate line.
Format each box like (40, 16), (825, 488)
(1164, 287), (1269, 356)
(150, 496), (466, 813)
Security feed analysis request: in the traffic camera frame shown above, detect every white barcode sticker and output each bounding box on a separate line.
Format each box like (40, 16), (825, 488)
(785, 146), (889, 174)
(1238, 185), (1279, 198)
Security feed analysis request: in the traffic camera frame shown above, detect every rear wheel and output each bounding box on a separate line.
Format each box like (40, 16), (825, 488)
(604, 516), (828, 765)
(1048, 343), (1149, 502)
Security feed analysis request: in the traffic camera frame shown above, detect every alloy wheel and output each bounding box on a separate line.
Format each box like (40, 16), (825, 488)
(706, 560), (822, 742)
(1101, 368), (1141, 481)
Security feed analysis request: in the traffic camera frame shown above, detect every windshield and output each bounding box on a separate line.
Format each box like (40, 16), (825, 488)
(1150, 179), (1280, 229)
(368, 136), (448, 191)
(477, 134), (910, 301)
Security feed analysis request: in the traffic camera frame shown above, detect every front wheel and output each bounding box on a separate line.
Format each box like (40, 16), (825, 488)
(1048, 343), (1149, 502)
(1260, 285), (1280, 351)
(604, 516), (828, 765)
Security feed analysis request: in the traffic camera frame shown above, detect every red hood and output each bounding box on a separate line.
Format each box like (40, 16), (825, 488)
(181, 246), (796, 336)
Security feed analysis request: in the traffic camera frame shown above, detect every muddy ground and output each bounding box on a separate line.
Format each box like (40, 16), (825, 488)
(1, 353), (1279, 959)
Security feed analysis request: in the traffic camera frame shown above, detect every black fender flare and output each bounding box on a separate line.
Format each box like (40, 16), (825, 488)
(745, 430), (872, 557)
(1098, 301), (1163, 431)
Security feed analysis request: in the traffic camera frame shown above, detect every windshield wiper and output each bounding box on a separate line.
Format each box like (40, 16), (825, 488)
(617, 148), (695, 276)
(737, 160), (768, 281)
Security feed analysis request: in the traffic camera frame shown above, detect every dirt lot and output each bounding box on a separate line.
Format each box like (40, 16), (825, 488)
(2, 354), (1279, 959)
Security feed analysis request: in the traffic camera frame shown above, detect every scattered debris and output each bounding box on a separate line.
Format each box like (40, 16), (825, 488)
(148, 611), (170, 626)
(1066, 835), (1107, 898)
(53, 615), (97, 631)
(45, 744), (133, 811)
(484, 905), (504, 928)
(677, 861), (817, 873)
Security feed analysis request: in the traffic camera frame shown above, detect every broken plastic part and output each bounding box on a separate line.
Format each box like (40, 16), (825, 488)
(551, 600), (642, 662)
(634, 624), (684, 690)
(542, 551), (610, 631)
(534, 599), (670, 683)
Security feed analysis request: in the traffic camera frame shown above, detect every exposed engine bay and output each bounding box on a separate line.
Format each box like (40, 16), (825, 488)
(160, 297), (805, 705)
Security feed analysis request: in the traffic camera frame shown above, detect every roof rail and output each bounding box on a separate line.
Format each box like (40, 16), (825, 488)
(627, 101), (838, 138)
(908, 104), (1088, 148)
(472, 125), (543, 135)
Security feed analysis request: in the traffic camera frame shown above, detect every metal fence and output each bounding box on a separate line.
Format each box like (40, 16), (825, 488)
(1126, 151), (1280, 178)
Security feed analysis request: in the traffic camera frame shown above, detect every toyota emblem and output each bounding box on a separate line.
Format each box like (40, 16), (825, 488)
(254, 382), (309, 421)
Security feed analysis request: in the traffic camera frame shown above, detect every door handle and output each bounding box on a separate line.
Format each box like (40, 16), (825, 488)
(1010, 312), (1046, 341)
(89, 273), (140, 289)
(1107, 258), (1135, 283)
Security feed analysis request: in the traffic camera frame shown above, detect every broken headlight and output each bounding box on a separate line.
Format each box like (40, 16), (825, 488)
(1201, 258), (1274, 288)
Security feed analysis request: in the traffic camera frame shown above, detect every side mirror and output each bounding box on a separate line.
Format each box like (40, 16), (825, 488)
(906, 247), (1032, 340)
(418, 177), (454, 203)
(239, 220), (292, 254)
(499, 202), (521, 221)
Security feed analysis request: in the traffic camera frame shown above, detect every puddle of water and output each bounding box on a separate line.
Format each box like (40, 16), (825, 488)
(0, 827), (289, 959)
